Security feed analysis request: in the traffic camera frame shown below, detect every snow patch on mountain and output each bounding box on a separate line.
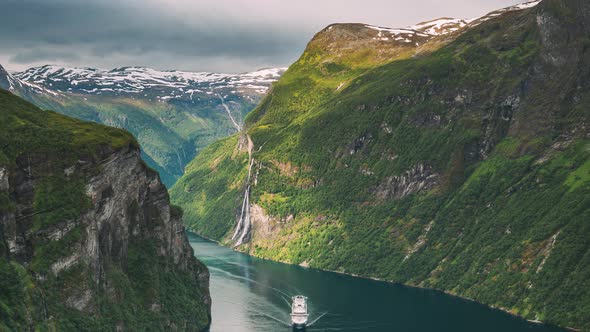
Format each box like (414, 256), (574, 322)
(510, 0), (542, 10)
(365, 25), (429, 43)
(410, 18), (468, 36)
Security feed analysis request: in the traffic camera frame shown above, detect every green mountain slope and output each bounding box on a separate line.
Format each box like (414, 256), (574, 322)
(171, 0), (590, 329)
(25, 92), (242, 187)
(0, 89), (211, 330)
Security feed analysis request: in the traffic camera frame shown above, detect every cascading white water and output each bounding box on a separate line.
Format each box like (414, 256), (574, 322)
(231, 185), (249, 241)
(232, 137), (255, 247)
(217, 93), (242, 131)
(235, 185), (251, 246)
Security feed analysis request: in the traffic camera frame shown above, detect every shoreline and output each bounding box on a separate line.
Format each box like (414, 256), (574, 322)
(187, 230), (579, 332)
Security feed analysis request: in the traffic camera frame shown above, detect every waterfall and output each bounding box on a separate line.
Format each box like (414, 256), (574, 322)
(217, 94), (242, 131)
(235, 185), (251, 247)
(231, 185), (249, 241)
(232, 137), (255, 247)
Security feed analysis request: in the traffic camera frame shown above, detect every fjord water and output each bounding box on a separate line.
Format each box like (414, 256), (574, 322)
(188, 233), (563, 332)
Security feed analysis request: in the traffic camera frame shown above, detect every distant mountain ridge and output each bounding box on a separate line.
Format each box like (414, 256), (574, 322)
(0, 64), (284, 186)
(13, 65), (283, 99)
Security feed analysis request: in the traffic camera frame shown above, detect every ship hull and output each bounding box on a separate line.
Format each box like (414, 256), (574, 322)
(291, 314), (308, 329)
(292, 323), (306, 330)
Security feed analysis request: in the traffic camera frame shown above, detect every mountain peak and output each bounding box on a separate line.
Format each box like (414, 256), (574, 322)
(409, 18), (469, 36)
(0, 64), (11, 90)
(306, 23), (430, 65)
(316, 23), (430, 44)
(0, 63), (23, 92)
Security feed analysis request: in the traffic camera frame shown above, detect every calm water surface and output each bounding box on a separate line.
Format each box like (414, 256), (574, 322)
(188, 233), (564, 332)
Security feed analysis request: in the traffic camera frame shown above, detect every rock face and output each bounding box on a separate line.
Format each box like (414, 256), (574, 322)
(373, 164), (438, 200)
(83, 147), (194, 275)
(0, 89), (210, 331)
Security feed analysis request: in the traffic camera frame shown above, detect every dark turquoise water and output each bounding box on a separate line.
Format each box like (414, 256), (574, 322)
(188, 233), (564, 332)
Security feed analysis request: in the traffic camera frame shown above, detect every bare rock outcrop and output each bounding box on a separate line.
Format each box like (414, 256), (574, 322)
(373, 164), (438, 200)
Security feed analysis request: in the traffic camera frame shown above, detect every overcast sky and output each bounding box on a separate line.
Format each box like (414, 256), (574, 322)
(0, 0), (525, 73)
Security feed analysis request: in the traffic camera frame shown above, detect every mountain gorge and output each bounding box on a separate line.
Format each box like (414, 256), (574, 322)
(171, 0), (590, 329)
(0, 89), (211, 330)
(0, 64), (283, 186)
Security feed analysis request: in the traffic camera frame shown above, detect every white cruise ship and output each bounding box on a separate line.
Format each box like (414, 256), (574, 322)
(290, 295), (309, 329)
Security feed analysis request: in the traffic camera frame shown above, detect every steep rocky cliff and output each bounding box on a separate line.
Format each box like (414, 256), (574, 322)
(0, 89), (211, 331)
(172, 0), (589, 329)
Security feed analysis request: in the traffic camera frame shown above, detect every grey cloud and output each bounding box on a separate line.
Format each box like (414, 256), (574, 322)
(0, 0), (523, 72)
(10, 48), (81, 64)
(0, 0), (307, 71)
